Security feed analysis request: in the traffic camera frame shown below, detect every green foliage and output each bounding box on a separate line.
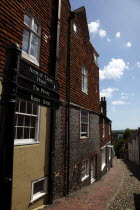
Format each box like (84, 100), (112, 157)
(123, 128), (132, 140)
(114, 138), (125, 158)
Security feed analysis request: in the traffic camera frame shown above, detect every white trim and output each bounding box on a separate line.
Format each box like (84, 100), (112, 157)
(80, 109), (89, 138)
(94, 53), (99, 66)
(101, 146), (106, 171)
(81, 159), (89, 182)
(14, 101), (40, 146)
(30, 177), (47, 203)
(73, 23), (77, 33)
(22, 12), (41, 66)
(82, 66), (88, 94)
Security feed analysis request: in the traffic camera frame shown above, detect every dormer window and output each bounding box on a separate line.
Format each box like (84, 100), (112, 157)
(73, 23), (77, 33)
(94, 53), (98, 65)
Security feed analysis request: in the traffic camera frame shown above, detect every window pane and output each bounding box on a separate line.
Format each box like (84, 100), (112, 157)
(31, 117), (36, 127)
(25, 116), (30, 126)
(17, 128), (23, 139)
(30, 128), (35, 139)
(24, 15), (31, 26)
(30, 34), (39, 58)
(27, 103), (32, 114)
(22, 29), (30, 54)
(24, 128), (29, 139)
(33, 104), (38, 115)
(33, 180), (44, 195)
(18, 114), (24, 126)
(34, 22), (39, 34)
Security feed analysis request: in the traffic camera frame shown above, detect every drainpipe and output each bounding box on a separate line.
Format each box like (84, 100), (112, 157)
(65, 12), (75, 196)
(48, 0), (61, 205)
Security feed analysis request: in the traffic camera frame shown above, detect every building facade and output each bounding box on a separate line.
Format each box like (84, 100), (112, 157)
(100, 97), (112, 176)
(126, 129), (140, 166)
(0, 0), (112, 209)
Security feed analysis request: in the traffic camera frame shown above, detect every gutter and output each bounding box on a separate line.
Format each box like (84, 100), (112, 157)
(48, 0), (61, 205)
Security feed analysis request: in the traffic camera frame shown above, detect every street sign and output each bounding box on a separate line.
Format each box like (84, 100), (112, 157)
(18, 76), (59, 101)
(18, 59), (60, 108)
(17, 88), (60, 109)
(19, 60), (59, 92)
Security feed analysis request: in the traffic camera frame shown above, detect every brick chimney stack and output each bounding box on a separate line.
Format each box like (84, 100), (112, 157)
(100, 97), (107, 116)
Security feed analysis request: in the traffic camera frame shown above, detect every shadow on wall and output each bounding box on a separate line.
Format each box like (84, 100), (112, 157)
(122, 159), (140, 181)
(134, 193), (140, 209)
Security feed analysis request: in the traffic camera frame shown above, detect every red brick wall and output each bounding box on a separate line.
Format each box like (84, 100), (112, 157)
(0, 0), (58, 75)
(70, 11), (100, 113)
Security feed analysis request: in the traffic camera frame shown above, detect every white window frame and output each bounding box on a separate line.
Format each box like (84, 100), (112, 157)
(94, 53), (98, 65)
(81, 159), (89, 181)
(101, 146), (106, 171)
(30, 177), (47, 203)
(22, 12), (41, 66)
(107, 142), (112, 160)
(82, 66), (88, 94)
(80, 109), (89, 138)
(73, 23), (77, 33)
(14, 100), (40, 146)
(103, 118), (105, 138)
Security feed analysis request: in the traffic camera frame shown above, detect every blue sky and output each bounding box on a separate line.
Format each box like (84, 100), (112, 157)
(70, 0), (140, 130)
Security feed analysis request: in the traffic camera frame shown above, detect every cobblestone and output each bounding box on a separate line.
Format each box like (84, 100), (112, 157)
(106, 160), (140, 210)
(43, 158), (140, 210)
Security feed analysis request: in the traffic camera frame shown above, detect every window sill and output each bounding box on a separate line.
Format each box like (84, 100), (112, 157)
(80, 137), (90, 140)
(22, 51), (39, 66)
(81, 175), (89, 182)
(14, 140), (40, 146)
(91, 178), (96, 184)
(30, 192), (46, 204)
(82, 90), (88, 95)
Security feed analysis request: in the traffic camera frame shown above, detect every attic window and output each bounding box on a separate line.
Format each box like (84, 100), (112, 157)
(94, 53), (98, 65)
(73, 23), (77, 33)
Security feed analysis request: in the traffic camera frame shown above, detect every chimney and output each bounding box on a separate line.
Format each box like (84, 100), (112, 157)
(100, 97), (107, 116)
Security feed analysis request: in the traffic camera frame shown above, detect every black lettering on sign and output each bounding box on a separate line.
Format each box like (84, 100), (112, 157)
(19, 60), (59, 91)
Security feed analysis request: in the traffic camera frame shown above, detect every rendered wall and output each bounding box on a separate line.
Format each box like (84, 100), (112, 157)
(12, 107), (51, 210)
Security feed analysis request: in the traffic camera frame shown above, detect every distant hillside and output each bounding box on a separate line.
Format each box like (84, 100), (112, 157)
(112, 130), (124, 133)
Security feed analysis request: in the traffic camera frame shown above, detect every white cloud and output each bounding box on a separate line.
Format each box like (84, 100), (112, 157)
(100, 58), (129, 80)
(116, 32), (120, 38)
(136, 62), (140, 68)
(107, 38), (111, 42)
(125, 42), (132, 48)
(121, 92), (128, 99)
(100, 88), (119, 98)
(88, 20), (107, 39)
(112, 101), (126, 105)
(88, 20), (100, 36)
(99, 29), (107, 38)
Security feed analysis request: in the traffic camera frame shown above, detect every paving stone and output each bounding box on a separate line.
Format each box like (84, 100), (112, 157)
(43, 158), (140, 210)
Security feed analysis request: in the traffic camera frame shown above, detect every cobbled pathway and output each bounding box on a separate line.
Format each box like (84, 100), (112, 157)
(106, 159), (140, 210)
(43, 158), (140, 210)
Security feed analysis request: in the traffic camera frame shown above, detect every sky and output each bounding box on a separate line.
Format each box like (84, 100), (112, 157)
(70, 0), (140, 130)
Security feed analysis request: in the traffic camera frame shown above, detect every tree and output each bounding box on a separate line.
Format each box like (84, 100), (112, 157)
(123, 128), (131, 140)
(114, 138), (125, 158)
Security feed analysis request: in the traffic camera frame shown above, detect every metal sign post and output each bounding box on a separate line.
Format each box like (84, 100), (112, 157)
(0, 43), (60, 209)
(0, 43), (21, 210)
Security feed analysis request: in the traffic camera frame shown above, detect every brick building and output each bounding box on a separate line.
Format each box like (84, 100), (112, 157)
(100, 97), (112, 176)
(0, 0), (112, 209)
